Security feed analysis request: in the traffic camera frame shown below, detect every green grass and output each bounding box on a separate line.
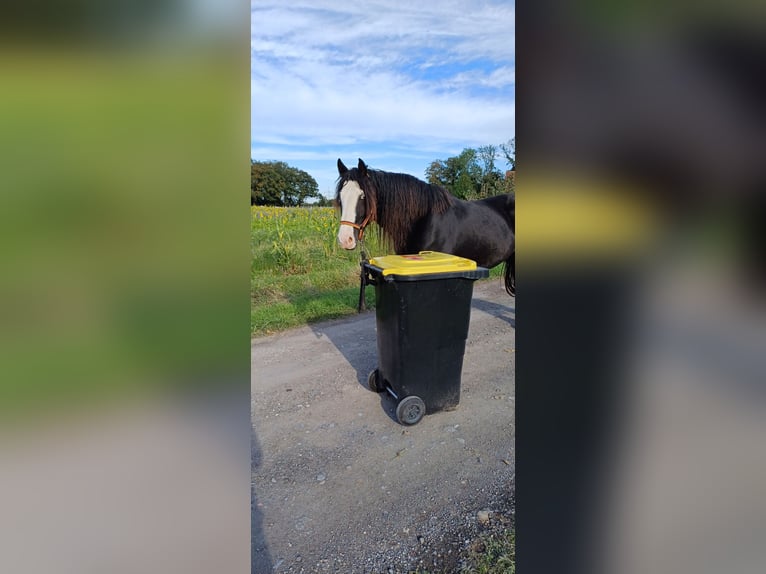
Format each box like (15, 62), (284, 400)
(461, 529), (516, 574)
(251, 206), (503, 337)
(406, 528), (515, 574)
(251, 206), (381, 335)
(1, 52), (248, 423)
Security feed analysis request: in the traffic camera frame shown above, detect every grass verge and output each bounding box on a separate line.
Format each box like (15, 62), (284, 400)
(461, 529), (515, 574)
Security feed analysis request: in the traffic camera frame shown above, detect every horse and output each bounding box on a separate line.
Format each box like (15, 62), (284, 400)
(336, 158), (515, 296)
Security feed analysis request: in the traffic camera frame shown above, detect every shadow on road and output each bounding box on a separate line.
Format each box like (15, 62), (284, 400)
(305, 293), (516, 425)
(308, 313), (378, 389)
(308, 312), (402, 422)
(471, 296), (515, 328)
(252, 430), (273, 574)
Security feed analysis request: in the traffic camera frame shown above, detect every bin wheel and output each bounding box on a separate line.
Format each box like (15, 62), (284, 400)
(368, 369), (384, 393)
(396, 396), (426, 425)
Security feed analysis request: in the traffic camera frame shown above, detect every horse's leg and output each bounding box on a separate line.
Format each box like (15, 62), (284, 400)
(504, 251), (515, 296)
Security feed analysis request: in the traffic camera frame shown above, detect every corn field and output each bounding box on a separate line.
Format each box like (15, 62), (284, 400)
(250, 206), (383, 335)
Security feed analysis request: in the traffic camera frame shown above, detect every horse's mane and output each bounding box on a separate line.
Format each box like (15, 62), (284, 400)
(336, 167), (454, 252)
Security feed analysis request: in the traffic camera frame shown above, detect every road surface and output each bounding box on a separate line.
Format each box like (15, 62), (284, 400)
(251, 279), (515, 573)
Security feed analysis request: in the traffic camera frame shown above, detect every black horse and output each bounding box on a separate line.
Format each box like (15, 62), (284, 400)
(336, 158), (515, 296)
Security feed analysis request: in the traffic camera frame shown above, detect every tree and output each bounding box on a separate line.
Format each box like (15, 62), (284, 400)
(477, 144), (498, 176)
(312, 195), (335, 207)
(477, 144), (505, 197)
(425, 148), (482, 200)
(251, 161), (320, 206)
(500, 137), (516, 171)
(426, 141), (515, 199)
(251, 161), (286, 205)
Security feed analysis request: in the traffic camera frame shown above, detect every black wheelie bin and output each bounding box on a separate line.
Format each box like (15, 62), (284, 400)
(363, 251), (489, 425)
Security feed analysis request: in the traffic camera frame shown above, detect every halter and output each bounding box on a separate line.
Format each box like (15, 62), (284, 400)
(339, 215), (373, 241)
(339, 186), (375, 242)
(339, 182), (375, 313)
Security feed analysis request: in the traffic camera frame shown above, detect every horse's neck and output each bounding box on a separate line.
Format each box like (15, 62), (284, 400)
(377, 205), (429, 254)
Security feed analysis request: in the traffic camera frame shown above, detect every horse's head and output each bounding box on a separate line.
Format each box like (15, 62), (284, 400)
(335, 158), (375, 250)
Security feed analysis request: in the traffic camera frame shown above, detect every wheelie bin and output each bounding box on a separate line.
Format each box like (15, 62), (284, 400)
(363, 251), (489, 425)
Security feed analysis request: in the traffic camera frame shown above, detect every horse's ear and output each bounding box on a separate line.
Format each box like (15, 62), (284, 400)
(337, 158), (348, 175)
(357, 158), (367, 177)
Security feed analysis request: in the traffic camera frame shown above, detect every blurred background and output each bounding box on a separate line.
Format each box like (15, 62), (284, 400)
(516, 1), (765, 573)
(0, 0), (250, 572)
(1, 1), (764, 573)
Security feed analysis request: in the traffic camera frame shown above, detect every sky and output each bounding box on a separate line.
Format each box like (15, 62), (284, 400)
(251, 1), (515, 199)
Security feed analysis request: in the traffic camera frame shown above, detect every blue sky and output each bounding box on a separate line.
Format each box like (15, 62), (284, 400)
(251, 1), (515, 199)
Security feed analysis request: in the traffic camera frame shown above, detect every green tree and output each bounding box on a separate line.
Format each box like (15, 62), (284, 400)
(312, 195), (334, 207)
(425, 148), (482, 199)
(477, 144), (505, 197)
(500, 137), (515, 171)
(500, 138), (515, 194)
(251, 161), (285, 205)
(251, 161), (320, 206)
(477, 144), (498, 176)
(426, 143), (515, 199)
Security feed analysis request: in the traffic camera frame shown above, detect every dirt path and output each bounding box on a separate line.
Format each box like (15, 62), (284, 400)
(251, 280), (515, 573)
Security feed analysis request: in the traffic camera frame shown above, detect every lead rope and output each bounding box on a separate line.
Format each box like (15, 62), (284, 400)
(357, 235), (369, 313)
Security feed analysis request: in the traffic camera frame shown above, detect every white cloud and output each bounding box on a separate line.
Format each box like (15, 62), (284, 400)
(444, 65), (516, 90)
(251, 0), (515, 164)
(251, 2), (514, 71)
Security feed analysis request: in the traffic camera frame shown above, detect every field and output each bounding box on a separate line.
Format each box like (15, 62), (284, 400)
(251, 206), (381, 336)
(250, 206), (502, 336)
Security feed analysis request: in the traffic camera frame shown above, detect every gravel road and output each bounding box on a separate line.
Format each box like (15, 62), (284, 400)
(251, 279), (515, 573)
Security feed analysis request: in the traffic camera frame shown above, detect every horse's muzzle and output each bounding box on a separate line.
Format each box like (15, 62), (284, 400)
(337, 227), (357, 250)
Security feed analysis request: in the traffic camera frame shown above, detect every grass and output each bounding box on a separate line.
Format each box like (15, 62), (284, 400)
(251, 205), (382, 335)
(461, 529), (515, 574)
(1, 53), (247, 423)
(407, 528), (515, 574)
(251, 206), (503, 337)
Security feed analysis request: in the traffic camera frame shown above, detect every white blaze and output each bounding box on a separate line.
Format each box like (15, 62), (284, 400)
(337, 180), (363, 249)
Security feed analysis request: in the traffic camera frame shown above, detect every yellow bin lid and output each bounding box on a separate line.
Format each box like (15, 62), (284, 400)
(368, 251), (478, 277)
